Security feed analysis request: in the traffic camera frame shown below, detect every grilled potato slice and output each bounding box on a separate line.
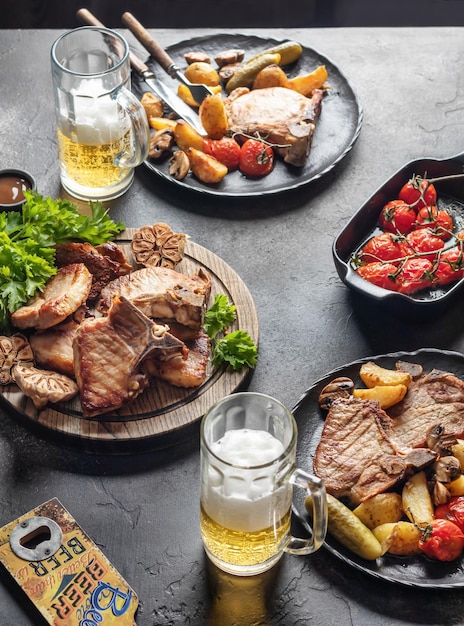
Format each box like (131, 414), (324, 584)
(372, 522), (422, 556)
(402, 470), (434, 525)
(353, 384), (408, 409)
(199, 93), (228, 140)
(353, 493), (403, 530)
(359, 362), (412, 389)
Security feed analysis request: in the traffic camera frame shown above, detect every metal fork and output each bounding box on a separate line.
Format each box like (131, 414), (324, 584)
(121, 12), (215, 104)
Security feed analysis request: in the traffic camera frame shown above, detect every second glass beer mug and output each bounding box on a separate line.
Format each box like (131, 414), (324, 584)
(200, 392), (327, 576)
(51, 26), (150, 201)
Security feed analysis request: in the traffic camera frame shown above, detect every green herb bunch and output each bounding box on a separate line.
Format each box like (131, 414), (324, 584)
(203, 294), (258, 371)
(0, 190), (125, 328)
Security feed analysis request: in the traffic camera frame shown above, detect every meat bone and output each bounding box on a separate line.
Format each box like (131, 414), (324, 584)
(121, 11), (215, 104)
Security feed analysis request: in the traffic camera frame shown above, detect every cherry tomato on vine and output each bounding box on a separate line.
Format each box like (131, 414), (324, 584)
(356, 262), (399, 291)
(379, 200), (417, 235)
(203, 137), (241, 170)
(360, 232), (412, 264)
(418, 518), (464, 562)
(415, 206), (454, 241)
(398, 176), (437, 211)
(396, 257), (434, 294)
(239, 139), (274, 177)
(406, 228), (445, 260)
(436, 497), (464, 533)
(434, 248), (464, 286)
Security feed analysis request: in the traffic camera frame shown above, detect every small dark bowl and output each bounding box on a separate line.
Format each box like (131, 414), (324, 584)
(0, 169), (36, 210)
(333, 151), (464, 317)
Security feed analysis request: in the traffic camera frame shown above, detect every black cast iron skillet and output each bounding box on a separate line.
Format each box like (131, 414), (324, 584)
(333, 151), (464, 316)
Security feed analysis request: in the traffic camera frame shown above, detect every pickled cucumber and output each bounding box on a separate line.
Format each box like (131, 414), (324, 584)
(306, 493), (384, 560)
(247, 41), (303, 67)
(225, 53), (281, 93)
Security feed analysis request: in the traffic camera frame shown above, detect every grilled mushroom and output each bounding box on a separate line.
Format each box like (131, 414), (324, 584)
(148, 128), (175, 159)
(318, 377), (354, 410)
(433, 456), (461, 483)
(169, 151), (190, 180)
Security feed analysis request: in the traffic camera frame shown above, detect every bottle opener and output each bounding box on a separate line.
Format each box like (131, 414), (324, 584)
(0, 497), (138, 625)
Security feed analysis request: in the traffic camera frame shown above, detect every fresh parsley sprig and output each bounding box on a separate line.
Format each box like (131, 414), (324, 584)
(0, 190), (125, 328)
(204, 294), (258, 371)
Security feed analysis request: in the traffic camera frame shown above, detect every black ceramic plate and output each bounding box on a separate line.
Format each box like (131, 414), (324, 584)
(293, 348), (464, 588)
(333, 152), (464, 314)
(135, 33), (363, 197)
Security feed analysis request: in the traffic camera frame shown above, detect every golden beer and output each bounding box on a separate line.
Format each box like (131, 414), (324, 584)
(200, 504), (291, 570)
(57, 128), (133, 196)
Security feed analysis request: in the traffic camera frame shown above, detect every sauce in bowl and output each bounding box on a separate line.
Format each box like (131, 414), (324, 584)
(0, 170), (35, 209)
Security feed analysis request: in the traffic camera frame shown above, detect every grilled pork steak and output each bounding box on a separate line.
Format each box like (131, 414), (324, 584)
(74, 296), (186, 418)
(389, 369), (464, 448)
(225, 86), (324, 167)
(98, 266), (211, 330)
(11, 263), (92, 330)
(313, 396), (436, 506)
(55, 241), (131, 300)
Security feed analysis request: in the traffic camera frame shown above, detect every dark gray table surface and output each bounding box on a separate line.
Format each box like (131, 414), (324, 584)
(1, 26), (464, 625)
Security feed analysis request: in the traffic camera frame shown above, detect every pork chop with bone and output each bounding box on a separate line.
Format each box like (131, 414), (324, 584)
(74, 295), (187, 418)
(224, 86), (324, 167)
(97, 266), (211, 330)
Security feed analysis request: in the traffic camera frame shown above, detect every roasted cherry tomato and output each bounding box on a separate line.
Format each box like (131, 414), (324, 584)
(360, 232), (412, 264)
(415, 205), (454, 241)
(239, 139), (274, 177)
(203, 137), (241, 170)
(434, 248), (464, 286)
(356, 261), (399, 291)
(418, 518), (464, 562)
(406, 228), (445, 260)
(396, 257), (434, 294)
(436, 497), (464, 533)
(379, 199), (417, 235)
(398, 176), (437, 210)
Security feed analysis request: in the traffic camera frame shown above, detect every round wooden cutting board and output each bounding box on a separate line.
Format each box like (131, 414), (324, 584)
(0, 230), (259, 452)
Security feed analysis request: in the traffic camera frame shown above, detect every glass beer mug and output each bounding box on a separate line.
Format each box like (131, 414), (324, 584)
(51, 26), (150, 201)
(200, 393), (327, 576)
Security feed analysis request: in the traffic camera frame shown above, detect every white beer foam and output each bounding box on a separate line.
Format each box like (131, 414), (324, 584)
(204, 429), (291, 532)
(61, 78), (129, 145)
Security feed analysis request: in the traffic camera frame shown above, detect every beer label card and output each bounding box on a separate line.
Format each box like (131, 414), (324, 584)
(0, 498), (138, 625)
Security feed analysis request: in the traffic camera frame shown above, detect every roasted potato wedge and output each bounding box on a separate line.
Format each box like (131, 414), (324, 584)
(372, 522), (422, 556)
(199, 93), (228, 140)
(446, 474), (464, 496)
(186, 147), (228, 184)
(452, 440), (464, 471)
(148, 117), (177, 131)
(141, 92), (164, 118)
(183, 61), (220, 86)
(353, 493), (403, 530)
(402, 470), (434, 525)
(359, 362), (413, 389)
(177, 84), (222, 108)
(286, 65), (328, 97)
(174, 120), (205, 152)
(353, 384), (408, 409)
(252, 64), (289, 90)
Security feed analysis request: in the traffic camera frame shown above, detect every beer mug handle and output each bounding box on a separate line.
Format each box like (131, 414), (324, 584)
(113, 87), (150, 168)
(285, 469), (327, 555)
